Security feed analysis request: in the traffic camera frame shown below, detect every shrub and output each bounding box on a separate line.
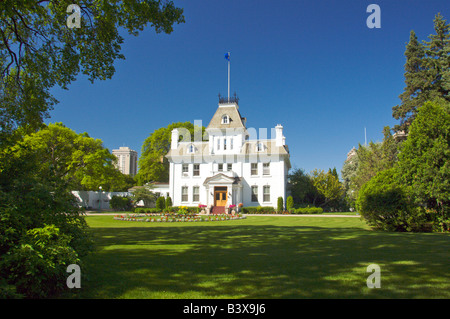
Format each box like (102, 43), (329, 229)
(356, 167), (411, 231)
(165, 196), (172, 209)
(110, 195), (132, 211)
(156, 196), (165, 211)
(241, 206), (275, 214)
(1, 225), (80, 298)
(277, 197), (284, 212)
(293, 206), (323, 214)
(286, 196), (294, 212)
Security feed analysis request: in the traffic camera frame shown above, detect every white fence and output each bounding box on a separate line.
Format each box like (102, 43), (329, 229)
(71, 191), (132, 210)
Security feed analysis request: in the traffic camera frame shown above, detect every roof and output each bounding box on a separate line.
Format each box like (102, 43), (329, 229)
(203, 173), (241, 185)
(241, 140), (289, 156)
(206, 103), (247, 130)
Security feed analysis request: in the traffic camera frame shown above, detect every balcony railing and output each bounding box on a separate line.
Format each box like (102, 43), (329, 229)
(218, 93), (239, 104)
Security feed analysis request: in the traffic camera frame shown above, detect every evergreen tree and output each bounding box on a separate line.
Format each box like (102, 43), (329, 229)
(423, 13), (450, 100)
(392, 30), (430, 132)
(393, 13), (450, 133)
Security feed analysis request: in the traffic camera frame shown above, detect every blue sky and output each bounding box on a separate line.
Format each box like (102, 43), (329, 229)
(47, 0), (449, 176)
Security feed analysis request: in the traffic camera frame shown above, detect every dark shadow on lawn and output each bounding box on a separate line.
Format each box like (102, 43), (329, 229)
(77, 224), (450, 299)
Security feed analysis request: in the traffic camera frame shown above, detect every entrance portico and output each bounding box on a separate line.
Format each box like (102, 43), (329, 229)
(203, 173), (242, 212)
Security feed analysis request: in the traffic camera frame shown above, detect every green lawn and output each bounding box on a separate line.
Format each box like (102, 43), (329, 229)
(70, 215), (450, 299)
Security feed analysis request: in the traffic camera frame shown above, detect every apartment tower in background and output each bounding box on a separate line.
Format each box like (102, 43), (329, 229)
(112, 146), (138, 176)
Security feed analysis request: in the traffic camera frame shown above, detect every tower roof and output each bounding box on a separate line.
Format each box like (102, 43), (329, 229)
(206, 102), (247, 130)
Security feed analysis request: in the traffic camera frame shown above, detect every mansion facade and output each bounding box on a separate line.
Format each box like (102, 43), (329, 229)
(156, 98), (291, 213)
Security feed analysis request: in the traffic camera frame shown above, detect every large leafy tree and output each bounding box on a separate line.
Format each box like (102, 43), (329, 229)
(309, 169), (343, 208)
(0, 1), (184, 297)
(288, 167), (317, 205)
(0, 0), (184, 138)
(138, 122), (205, 184)
(11, 122), (131, 191)
(397, 100), (450, 218)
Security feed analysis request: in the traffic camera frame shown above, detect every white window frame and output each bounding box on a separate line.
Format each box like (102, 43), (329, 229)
(263, 185), (270, 202)
(222, 115), (229, 124)
(181, 186), (188, 202)
(193, 186), (199, 202)
(251, 186), (258, 202)
(193, 164), (200, 176)
(263, 162), (270, 175)
(182, 164), (189, 176)
(251, 163), (258, 176)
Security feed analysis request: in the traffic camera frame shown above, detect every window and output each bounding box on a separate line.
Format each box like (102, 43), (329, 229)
(224, 138), (227, 150)
(230, 137), (233, 150)
(217, 138), (220, 150)
(182, 164), (189, 175)
(251, 186), (258, 202)
(263, 162), (270, 175)
(193, 186), (199, 202)
(251, 163), (258, 176)
(227, 163), (232, 171)
(263, 186), (270, 202)
(222, 115), (229, 124)
(193, 164), (200, 176)
(256, 142), (264, 152)
(188, 144), (195, 153)
(218, 163), (223, 171)
(181, 186), (188, 202)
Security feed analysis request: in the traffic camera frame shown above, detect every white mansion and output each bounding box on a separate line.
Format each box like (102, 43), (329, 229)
(155, 97), (291, 213)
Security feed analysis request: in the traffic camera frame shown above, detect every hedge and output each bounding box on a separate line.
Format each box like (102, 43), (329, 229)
(242, 206), (275, 214)
(291, 206), (323, 214)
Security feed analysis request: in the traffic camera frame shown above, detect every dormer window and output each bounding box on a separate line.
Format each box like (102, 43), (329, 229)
(221, 115), (230, 124)
(187, 144), (196, 154)
(256, 142), (265, 152)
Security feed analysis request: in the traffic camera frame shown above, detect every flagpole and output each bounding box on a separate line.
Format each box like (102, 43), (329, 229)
(227, 52), (230, 102)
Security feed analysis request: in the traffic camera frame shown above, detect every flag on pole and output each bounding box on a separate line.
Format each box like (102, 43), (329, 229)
(225, 52), (230, 61)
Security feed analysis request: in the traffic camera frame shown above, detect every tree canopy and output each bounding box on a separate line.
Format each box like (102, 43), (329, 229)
(0, 0), (185, 137)
(137, 122), (205, 184)
(393, 13), (450, 133)
(8, 122), (133, 191)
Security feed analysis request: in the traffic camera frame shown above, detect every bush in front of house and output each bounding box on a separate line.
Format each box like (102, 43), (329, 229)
(110, 195), (133, 211)
(292, 206), (323, 214)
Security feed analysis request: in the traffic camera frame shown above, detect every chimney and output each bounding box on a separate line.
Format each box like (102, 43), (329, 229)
(171, 128), (179, 150)
(275, 124), (285, 147)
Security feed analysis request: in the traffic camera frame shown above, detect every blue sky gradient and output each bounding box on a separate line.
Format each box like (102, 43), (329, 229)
(47, 0), (450, 176)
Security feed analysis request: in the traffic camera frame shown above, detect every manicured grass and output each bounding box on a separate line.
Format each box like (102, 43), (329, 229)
(70, 215), (450, 299)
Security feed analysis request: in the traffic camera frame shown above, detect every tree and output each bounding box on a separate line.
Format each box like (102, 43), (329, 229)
(397, 100), (450, 230)
(138, 122), (205, 184)
(0, 0), (185, 137)
(288, 168), (317, 205)
(11, 122), (127, 191)
(356, 167), (411, 231)
(393, 13), (450, 133)
(131, 186), (158, 208)
(286, 196), (294, 212)
(424, 13), (450, 100)
(0, 0), (184, 297)
(393, 30), (432, 132)
(309, 169), (344, 208)
(350, 128), (399, 203)
(277, 197), (284, 212)
(156, 196), (165, 211)
(341, 148), (359, 208)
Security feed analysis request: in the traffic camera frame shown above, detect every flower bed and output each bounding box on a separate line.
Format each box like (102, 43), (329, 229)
(113, 212), (246, 223)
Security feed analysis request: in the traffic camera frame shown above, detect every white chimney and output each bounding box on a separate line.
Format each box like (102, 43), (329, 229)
(275, 124), (284, 147)
(171, 128), (179, 150)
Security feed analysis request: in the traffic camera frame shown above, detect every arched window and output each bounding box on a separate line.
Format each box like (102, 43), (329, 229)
(256, 142), (264, 152)
(221, 115), (230, 124)
(187, 144), (195, 154)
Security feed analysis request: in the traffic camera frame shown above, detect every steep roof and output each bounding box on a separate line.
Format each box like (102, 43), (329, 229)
(206, 103), (246, 130)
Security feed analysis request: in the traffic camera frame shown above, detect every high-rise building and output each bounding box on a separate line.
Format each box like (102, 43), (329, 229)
(112, 146), (138, 176)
